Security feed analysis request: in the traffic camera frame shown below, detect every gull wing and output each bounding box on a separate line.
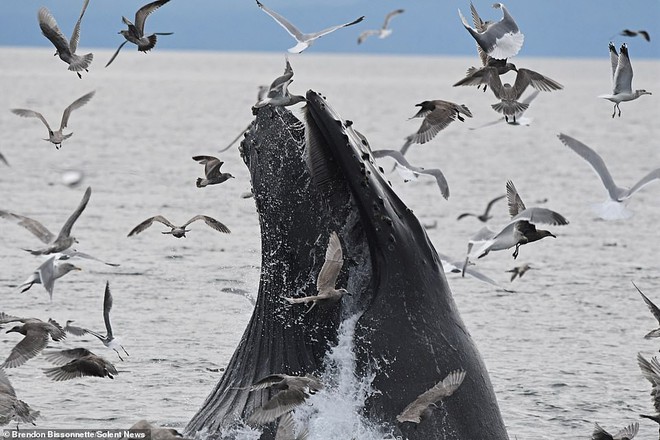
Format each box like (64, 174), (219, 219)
(37, 256), (57, 299)
(256, 0), (305, 41)
(3, 328), (50, 368)
(102, 281), (114, 339)
(625, 168), (660, 198)
(316, 232), (343, 292)
(0, 210), (55, 243)
(515, 68), (563, 93)
(11, 109), (53, 133)
(135, 0), (171, 34)
(396, 370), (466, 423)
(0, 368), (16, 397)
(60, 91), (95, 130)
(372, 149), (449, 199)
(558, 133), (621, 201)
(613, 422), (638, 439)
(633, 281), (660, 327)
(184, 215), (231, 233)
(192, 156), (223, 179)
(105, 41), (128, 68)
(250, 374), (287, 391)
(128, 215), (175, 236)
(382, 9), (404, 30)
(300, 16), (365, 46)
(43, 347), (93, 365)
(469, 2), (489, 65)
(637, 353), (660, 414)
(70, 0), (91, 54)
(357, 29), (379, 45)
(38, 7), (71, 57)
(509, 207), (568, 227)
(505, 180), (526, 218)
(608, 42), (619, 82)
(613, 44), (633, 94)
(54, 186), (91, 241)
(248, 388), (308, 425)
(484, 194), (506, 217)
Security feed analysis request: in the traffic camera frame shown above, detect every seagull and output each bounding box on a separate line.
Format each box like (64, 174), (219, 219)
(127, 215), (231, 238)
(620, 29), (650, 42)
(0, 186), (91, 255)
(637, 352), (660, 425)
(357, 9), (404, 44)
(506, 263), (533, 282)
(467, 180), (568, 261)
(283, 231), (349, 313)
(0, 313), (66, 368)
(105, 0), (173, 68)
(248, 374), (323, 425)
(253, 55), (306, 112)
(469, 90), (539, 129)
(37, 1), (93, 79)
(65, 282), (129, 361)
(43, 348), (118, 381)
(458, 2), (523, 60)
(633, 281), (660, 339)
(192, 156), (234, 188)
(0, 368), (40, 426)
(11, 91), (95, 149)
(18, 255), (82, 301)
(396, 369), (466, 424)
(438, 253), (502, 289)
(558, 133), (660, 220)
(256, 0), (364, 53)
(457, 194), (506, 222)
(371, 149), (449, 199)
(454, 57), (518, 92)
(599, 42), (651, 118)
(591, 422), (638, 440)
(402, 100), (472, 147)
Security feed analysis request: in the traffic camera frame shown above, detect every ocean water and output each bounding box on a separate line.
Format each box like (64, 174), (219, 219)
(0, 48), (659, 439)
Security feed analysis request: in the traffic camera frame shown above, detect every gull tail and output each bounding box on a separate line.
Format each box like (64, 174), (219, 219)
(288, 41), (310, 54)
(591, 200), (633, 220)
(491, 101), (528, 116)
(196, 178), (207, 188)
(139, 35), (159, 52)
(68, 53), (94, 72)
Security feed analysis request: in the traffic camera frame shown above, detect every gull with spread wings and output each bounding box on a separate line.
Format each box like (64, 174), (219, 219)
(128, 215), (231, 238)
(599, 42), (651, 118)
(357, 9), (404, 45)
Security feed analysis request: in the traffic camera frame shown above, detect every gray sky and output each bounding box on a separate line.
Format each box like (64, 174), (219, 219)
(1, 1), (659, 58)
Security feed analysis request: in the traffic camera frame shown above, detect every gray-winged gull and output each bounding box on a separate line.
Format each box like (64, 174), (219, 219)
(256, 0), (364, 53)
(371, 149), (449, 199)
(253, 55), (305, 111)
(403, 100), (472, 147)
(457, 194), (506, 222)
(558, 133), (660, 220)
(128, 214), (231, 238)
(591, 422), (638, 440)
(37, 1), (93, 78)
(248, 374), (323, 425)
(599, 42), (651, 118)
(470, 90), (539, 129)
(357, 9), (404, 44)
(43, 347), (118, 381)
(396, 369), (466, 424)
(458, 2), (523, 60)
(506, 263), (533, 282)
(1, 313), (66, 368)
(18, 255), (81, 300)
(11, 91), (95, 149)
(105, 0), (173, 68)
(192, 156), (234, 187)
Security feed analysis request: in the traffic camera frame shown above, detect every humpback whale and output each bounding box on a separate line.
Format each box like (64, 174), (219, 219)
(186, 91), (510, 439)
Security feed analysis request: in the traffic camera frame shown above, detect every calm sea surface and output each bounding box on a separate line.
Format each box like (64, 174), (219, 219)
(0, 48), (659, 439)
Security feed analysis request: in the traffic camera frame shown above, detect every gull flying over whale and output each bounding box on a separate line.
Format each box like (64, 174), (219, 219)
(256, 0), (364, 53)
(11, 91), (95, 149)
(558, 133), (660, 220)
(37, 1), (93, 79)
(105, 0), (173, 68)
(253, 55), (306, 111)
(371, 149), (449, 199)
(128, 215), (231, 238)
(248, 374), (323, 425)
(396, 369), (466, 424)
(193, 156), (234, 188)
(400, 100), (472, 152)
(357, 9), (404, 45)
(599, 42), (651, 118)
(458, 2), (523, 61)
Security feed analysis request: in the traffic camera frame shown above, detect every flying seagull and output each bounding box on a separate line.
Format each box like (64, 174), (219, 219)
(396, 369), (466, 424)
(253, 55), (306, 111)
(599, 42), (651, 118)
(620, 29), (650, 42)
(558, 133), (660, 220)
(248, 374), (323, 425)
(0, 186), (91, 255)
(469, 90), (540, 129)
(11, 91), (95, 149)
(357, 9), (404, 45)
(591, 422), (638, 440)
(371, 149), (449, 199)
(128, 215), (231, 238)
(43, 348), (118, 381)
(256, 0), (364, 53)
(457, 194), (506, 222)
(637, 352), (660, 425)
(105, 0), (173, 68)
(0, 368), (40, 426)
(458, 2), (523, 60)
(283, 231), (349, 313)
(438, 253), (503, 289)
(37, 1), (93, 78)
(506, 263), (533, 282)
(18, 255), (81, 301)
(402, 100), (472, 148)
(192, 156), (234, 188)
(0, 313), (66, 368)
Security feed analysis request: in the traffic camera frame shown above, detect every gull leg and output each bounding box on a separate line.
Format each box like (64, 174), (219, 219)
(617, 103), (622, 117)
(611, 104), (616, 118)
(114, 349), (124, 362)
(512, 244), (520, 259)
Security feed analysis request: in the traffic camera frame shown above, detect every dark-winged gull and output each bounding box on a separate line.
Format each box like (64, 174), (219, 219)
(558, 133), (660, 220)
(396, 369), (466, 424)
(454, 57), (518, 92)
(0, 313), (66, 368)
(633, 281), (660, 339)
(105, 0), (173, 68)
(283, 231), (349, 313)
(65, 282), (129, 361)
(469, 90), (539, 129)
(599, 43), (651, 118)
(357, 9), (404, 44)
(128, 214), (231, 238)
(248, 374), (323, 425)
(256, 0), (364, 53)
(403, 100), (472, 147)
(43, 348), (118, 381)
(18, 255), (81, 300)
(192, 156), (234, 188)
(0, 368), (40, 426)
(591, 422), (638, 440)
(458, 2), (523, 60)
(11, 91), (95, 149)
(38, 1), (93, 79)
(0, 186), (91, 255)
(253, 55), (306, 112)
(506, 263), (533, 282)
(371, 149), (449, 199)
(620, 29), (650, 42)
(637, 352), (660, 425)
(457, 194), (506, 222)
